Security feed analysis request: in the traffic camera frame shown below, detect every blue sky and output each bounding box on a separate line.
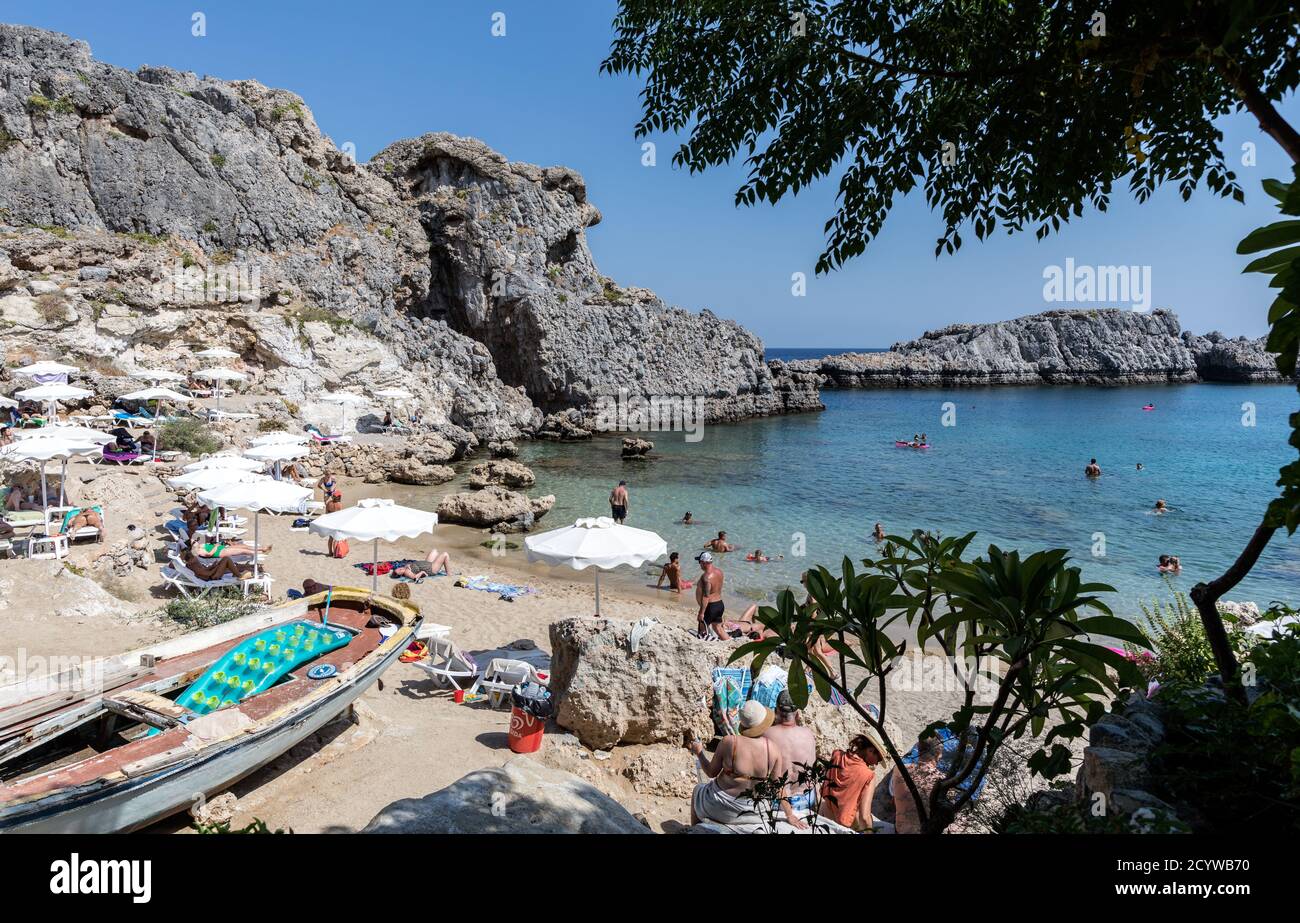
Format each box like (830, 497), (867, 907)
(7, 1), (1297, 346)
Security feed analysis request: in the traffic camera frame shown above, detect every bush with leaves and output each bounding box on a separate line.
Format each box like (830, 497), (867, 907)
(1143, 622), (1300, 833)
(1125, 587), (1254, 686)
(161, 590), (259, 629)
(159, 418), (222, 456)
(732, 531), (1147, 834)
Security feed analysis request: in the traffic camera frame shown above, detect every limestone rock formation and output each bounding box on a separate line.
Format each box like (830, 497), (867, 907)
(788, 309), (1290, 388)
(362, 756), (649, 834)
(0, 24), (818, 445)
(465, 458), (536, 489)
(621, 436), (653, 458)
(435, 485), (554, 530)
(371, 132), (819, 424)
(548, 617), (736, 750)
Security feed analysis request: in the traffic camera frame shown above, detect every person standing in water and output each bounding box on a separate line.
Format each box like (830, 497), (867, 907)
(609, 480), (629, 523)
(1085, 458), (1102, 478)
(873, 522), (886, 543)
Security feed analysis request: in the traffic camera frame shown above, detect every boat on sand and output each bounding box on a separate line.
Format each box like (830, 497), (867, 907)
(0, 586), (419, 833)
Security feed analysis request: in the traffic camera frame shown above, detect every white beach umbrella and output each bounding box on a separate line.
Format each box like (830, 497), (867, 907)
(321, 391), (368, 434)
(0, 395), (16, 409)
(13, 425), (115, 445)
(195, 347), (239, 360)
(120, 387), (190, 403)
(167, 468), (270, 492)
(248, 431), (310, 447)
(243, 442), (310, 480)
(14, 383), (94, 421)
(524, 516), (667, 615)
(16, 360), (80, 378)
(194, 367), (247, 415)
(182, 454), (266, 473)
(373, 388), (414, 401)
(197, 480), (312, 580)
(131, 367), (185, 384)
(1, 437), (101, 507)
(309, 498), (438, 592)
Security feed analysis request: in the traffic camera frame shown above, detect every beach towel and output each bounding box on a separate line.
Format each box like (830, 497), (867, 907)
(711, 666), (751, 736)
(900, 727), (987, 799)
(750, 663), (788, 709)
(358, 561), (395, 576)
(458, 575), (537, 600)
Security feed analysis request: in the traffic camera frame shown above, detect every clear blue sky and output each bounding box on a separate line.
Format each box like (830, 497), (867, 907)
(7, 1), (1297, 346)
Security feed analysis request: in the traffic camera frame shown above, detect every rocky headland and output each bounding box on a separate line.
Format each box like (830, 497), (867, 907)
(0, 23), (819, 453)
(786, 309), (1289, 389)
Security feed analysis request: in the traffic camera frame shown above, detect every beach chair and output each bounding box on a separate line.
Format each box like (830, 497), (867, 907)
(45, 505), (103, 544)
(409, 636), (478, 691)
(159, 562), (240, 597)
(468, 658), (547, 709)
(98, 448), (155, 466)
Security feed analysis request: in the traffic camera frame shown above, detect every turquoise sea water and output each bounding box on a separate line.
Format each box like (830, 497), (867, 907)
(515, 382), (1300, 616)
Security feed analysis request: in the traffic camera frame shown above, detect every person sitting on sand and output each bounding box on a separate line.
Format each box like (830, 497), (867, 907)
(762, 690), (818, 817)
(59, 506), (104, 541)
(695, 551), (726, 638)
(703, 531), (736, 553)
(891, 732), (944, 834)
(685, 701), (808, 830)
(1153, 498), (1169, 514)
(1085, 458), (1102, 478)
(5, 485), (41, 512)
(393, 547), (452, 582)
(821, 734), (885, 832)
(656, 551), (685, 592)
(681, 511), (694, 525)
(873, 522), (886, 543)
(183, 548), (252, 582)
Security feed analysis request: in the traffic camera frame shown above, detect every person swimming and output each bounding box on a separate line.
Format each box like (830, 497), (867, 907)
(1153, 499), (1169, 514)
(1085, 458), (1102, 477)
(872, 522), (886, 543)
(681, 511), (694, 525)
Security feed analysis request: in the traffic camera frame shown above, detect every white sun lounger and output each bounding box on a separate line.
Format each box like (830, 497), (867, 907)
(468, 658), (548, 709)
(45, 505), (103, 544)
(409, 636), (478, 690)
(160, 563), (240, 598)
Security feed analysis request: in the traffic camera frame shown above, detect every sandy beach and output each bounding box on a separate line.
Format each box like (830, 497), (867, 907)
(0, 446), (967, 833)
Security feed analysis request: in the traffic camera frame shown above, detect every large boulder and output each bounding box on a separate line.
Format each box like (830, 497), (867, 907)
(436, 485), (554, 530)
(361, 756), (649, 834)
(466, 458), (536, 489)
(548, 617), (735, 750)
(385, 458), (455, 486)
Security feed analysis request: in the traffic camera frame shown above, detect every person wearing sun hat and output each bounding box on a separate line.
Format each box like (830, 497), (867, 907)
(684, 700), (808, 829)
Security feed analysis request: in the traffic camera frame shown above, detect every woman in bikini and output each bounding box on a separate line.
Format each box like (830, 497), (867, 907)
(59, 507), (105, 542)
(393, 547), (453, 582)
(685, 701), (807, 829)
(190, 535), (270, 559)
(182, 548), (252, 581)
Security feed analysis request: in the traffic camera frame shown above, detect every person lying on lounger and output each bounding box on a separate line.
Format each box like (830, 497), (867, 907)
(393, 548), (452, 581)
(59, 507), (104, 542)
(182, 548), (252, 581)
(190, 536), (271, 559)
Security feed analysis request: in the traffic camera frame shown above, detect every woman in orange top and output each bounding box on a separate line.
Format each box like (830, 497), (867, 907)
(820, 734), (883, 831)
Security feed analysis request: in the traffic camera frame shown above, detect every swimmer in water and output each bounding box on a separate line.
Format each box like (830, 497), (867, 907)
(681, 511), (694, 525)
(1085, 458), (1102, 478)
(1153, 499), (1169, 514)
(873, 522), (886, 543)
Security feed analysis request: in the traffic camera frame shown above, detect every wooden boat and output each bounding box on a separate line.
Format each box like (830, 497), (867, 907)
(0, 587), (420, 833)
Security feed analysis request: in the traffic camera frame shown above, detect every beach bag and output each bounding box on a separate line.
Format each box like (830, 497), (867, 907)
(360, 561), (393, 576)
(330, 538), (349, 559)
(750, 663), (788, 709)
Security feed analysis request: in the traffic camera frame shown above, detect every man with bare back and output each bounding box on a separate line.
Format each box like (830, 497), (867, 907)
(609, 480), (629, 523)
(695, 551), (726, 638)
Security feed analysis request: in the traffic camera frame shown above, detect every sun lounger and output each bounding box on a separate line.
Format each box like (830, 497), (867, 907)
(468, 658), (547, 709)
(409, 636), (478, 690)
(160, 563), (240, 598)
(45, 505), (103, 544)
(206, 410), (257, 421)
(97, 448), (155, 466)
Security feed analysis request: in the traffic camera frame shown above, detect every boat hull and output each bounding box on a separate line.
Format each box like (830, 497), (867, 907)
(0, 589), (417, 834)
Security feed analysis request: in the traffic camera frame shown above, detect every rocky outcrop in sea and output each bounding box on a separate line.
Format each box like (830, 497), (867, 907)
(0, 24), (817, 447)
(784, 309), (1289, 388)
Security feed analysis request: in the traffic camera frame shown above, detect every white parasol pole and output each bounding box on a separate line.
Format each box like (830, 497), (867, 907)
(252, 511), (260, 580)
(594, 571), (602, 616)
(372, 538), (380, 593)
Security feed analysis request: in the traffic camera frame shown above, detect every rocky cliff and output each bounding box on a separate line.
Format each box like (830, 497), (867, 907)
(0, 24), (816, 444)
(786, 309), (1288, 388)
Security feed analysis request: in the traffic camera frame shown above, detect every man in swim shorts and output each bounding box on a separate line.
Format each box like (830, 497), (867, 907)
(609, 480), (629, 523)
(695, 551), (726, 638)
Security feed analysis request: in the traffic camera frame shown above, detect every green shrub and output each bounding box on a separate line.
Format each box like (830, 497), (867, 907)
(257, 418), (287, 432)
(1146, 616), (1300, 833)
(209, 153), (226, 168)
(161, 589), (258, 629)
(193, 817), (290, 834)
(160, 418), (222, 456)
(1125, 587), (1254, 687)
(291, 304), (352, 333)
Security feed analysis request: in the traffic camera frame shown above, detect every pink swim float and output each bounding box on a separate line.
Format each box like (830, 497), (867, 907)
(895, 441), (931, 449)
